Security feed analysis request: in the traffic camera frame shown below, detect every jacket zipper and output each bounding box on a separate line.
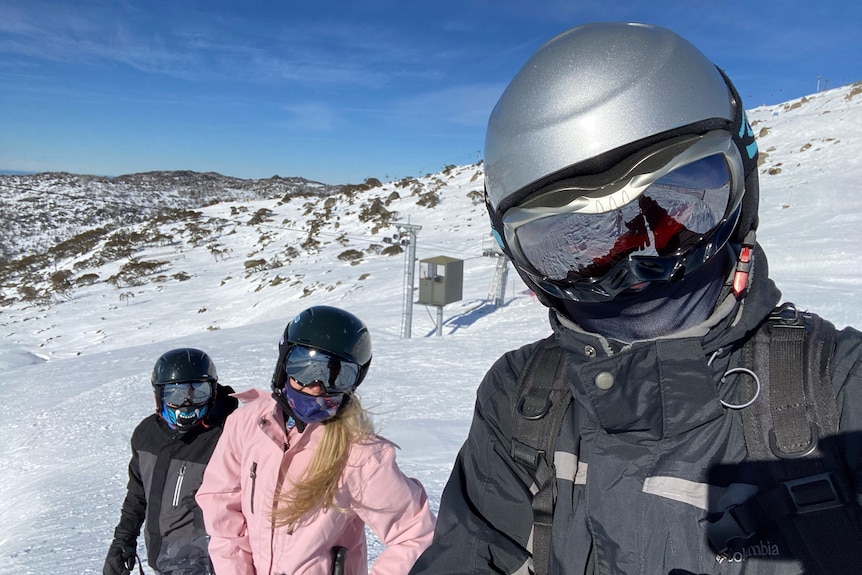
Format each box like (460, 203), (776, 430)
(249, 461), (257, 514)
(172, 463), (186, 507)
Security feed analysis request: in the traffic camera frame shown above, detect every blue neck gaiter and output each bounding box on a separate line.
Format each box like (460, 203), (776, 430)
(283, 385), (344, 424)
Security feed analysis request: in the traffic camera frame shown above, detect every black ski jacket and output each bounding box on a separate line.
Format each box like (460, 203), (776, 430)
(110, 384), (238, 575)
(410, 247), (862, 574)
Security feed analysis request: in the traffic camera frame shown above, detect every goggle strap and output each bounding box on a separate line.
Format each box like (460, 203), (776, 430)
(732, 231), (757, 298)
(716, 66), (758, 176)
(271, 328), (292, 392)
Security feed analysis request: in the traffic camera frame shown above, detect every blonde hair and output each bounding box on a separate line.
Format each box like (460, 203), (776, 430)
(271, 395), (375, 530)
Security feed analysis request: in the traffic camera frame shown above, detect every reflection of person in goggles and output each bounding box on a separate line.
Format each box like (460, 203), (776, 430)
(284, 345), (361, 396)
(160, 381), (213, 407)
(501, 131), (745, 300)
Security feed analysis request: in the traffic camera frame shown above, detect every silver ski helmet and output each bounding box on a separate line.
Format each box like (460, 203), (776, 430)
(485, 22), (759, 304)
(151, 348), (218, 432)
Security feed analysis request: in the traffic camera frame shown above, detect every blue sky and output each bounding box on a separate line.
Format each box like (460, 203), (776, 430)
(1, 0), (859, 184)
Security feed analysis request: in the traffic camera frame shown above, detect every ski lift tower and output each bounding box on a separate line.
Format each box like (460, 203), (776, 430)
(391, 222), (422, 339)
(482, 233), (509, 308)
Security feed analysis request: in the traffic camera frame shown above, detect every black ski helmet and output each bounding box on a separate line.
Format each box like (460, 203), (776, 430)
(271, 306), (372, 428)
(271, 305), (372, 392)
(484, 22), (759, 306)
(151, 348), (218, 432)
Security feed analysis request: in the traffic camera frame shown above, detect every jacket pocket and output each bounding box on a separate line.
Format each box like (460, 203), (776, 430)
(172, 463), (187, 508)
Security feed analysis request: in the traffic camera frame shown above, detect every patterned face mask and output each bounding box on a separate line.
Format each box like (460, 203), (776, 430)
(283, 384), (345, 424)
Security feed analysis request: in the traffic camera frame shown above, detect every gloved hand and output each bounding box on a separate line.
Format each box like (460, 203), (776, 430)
(103, 539), (136, 575)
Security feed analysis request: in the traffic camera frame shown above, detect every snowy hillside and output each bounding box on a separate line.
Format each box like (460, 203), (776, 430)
(0, 171), (339, 264)
(0, 82), (860, 575)
(748, 81), (862, 326)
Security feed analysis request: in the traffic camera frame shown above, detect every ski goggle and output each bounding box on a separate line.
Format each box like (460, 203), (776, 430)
(501, 131), (745, 287)
(159, 381), (213, 407)
(284, 345), (361, 395)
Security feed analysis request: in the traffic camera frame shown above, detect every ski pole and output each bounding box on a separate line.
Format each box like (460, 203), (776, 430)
(331, 546), (348, 575)
(124, 551), (145, 575)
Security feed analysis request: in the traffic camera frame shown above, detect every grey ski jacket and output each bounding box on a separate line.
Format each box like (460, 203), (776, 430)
(110, 384), (238, 575)
(409, 249), (862, 574)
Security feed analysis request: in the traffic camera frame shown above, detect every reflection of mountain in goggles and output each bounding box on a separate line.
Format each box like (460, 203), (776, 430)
(160, 381), (213, 407)
(284, 346), (360, 395)
(502, 131), (744, 284)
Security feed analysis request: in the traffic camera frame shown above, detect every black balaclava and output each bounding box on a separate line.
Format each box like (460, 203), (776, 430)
(562, 245), (734, 342)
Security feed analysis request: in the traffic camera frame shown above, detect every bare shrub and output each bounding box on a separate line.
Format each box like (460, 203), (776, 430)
(76, 273), (100, 287)
(359, 198), (393, 224)
(416, 190), (440, 208)
(109, 259), (170, 287)
(19, 284), (43, 302)
(248, 208), (274, 226)
(48, 227), (110, 260)
(50, 269), (74, 296)
(244, 258), (267, 272)
(338, 249), (364, 262)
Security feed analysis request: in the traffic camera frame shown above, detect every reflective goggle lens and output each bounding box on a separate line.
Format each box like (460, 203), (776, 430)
(507, 153), (732, 282)
(160, 381), (213, 407)
(284, 346), (360, 395)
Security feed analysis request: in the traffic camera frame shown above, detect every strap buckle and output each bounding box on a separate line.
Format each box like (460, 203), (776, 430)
(783, 472), (843, 514)
(768, 421), (819, 459)
(705, 506), (754, 553)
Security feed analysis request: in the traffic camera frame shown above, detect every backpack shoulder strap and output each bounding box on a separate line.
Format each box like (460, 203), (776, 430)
(713, 303), (862, 572)
(742, 304), (840, 461)
(510, 335), (571, 575)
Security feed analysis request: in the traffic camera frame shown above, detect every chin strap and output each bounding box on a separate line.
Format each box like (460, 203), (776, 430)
(732, 231), (757, 298)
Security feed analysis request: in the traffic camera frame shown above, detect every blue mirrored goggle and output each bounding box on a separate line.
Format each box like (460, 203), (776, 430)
(160, 381), (213, 407)
(284, 346), (360, 395)
(502, 132), (744, 285)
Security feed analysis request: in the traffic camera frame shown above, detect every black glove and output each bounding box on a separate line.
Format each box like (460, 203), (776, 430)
(103, 539), (136, 575)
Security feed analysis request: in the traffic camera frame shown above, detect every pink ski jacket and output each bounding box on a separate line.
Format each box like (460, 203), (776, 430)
(196, 389), (436, 575)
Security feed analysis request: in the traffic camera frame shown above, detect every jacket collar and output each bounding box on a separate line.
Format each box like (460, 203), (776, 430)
(548, 244), (781, 439)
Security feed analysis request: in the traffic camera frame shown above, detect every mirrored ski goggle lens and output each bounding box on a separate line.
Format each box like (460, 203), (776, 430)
(284, 346), (360, 394)
(508, 154), (732, 282)
(160, 381), (213, 407)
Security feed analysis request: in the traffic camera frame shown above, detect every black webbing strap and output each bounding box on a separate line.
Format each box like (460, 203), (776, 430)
(132, 552), (145, 575)
(510, 336), (571, 575)
(719, 306), (862, 573)
(769, 319), (819, 455)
